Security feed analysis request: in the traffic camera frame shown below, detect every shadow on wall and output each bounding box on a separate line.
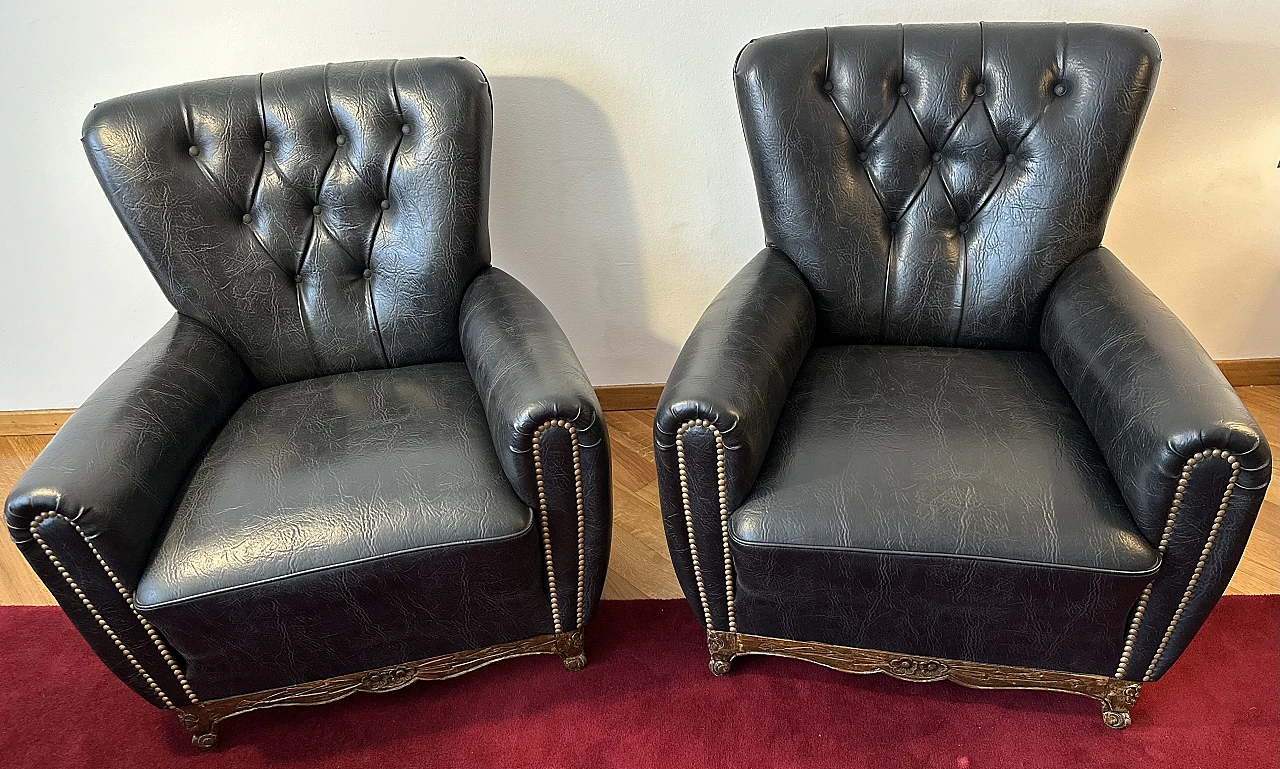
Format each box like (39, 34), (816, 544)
(1101, 36), (1280, 357)
(486, 75), (678, 387)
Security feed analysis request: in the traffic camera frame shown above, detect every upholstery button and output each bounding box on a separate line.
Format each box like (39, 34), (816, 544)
(857, 151), (868, 162)
(294, 274), (303, 284)
(335, 135), (346, 145)
(362, 268), (372, 279)
(889, 219), (898, 231)
(931, 152), (942, 163)
(241, 213), (253, 224)
(1005, 154), (1016, 164)
(1053, 82), (1068, 97)
(263, 140), (272, 152)
(380, 199), (390, 210)
(188, 146), (199, 157)
(822, 81), (834, 93)
(974, 83), (986, 97)
(401, 124), (411, 135)
(958, 222), (969, 233)
(897, 83), (909, 96)
(312, 205), (322, 215)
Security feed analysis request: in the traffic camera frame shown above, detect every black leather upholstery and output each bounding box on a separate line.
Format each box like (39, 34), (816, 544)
(82, 59), (492, 388)
(460, 268), (612, 630)
(731, 345), (1157, 675)
(6, 58), (609, 710)
(655, 248), (814, 631)
(1042, 247), (1271, 679)
(136, 362), (552, 698)
(735, 23), (1158, 349)
(658, 22), (1271, 687)
(734, 346), (1157, 575)
(6, 315), (253, 707)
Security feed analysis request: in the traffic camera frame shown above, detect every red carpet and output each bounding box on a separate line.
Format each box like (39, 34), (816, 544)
(0, 597), (1275, 768)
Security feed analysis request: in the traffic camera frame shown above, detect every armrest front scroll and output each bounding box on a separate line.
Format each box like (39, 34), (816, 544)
(459, 267), (610, 633)
(1041, 247), (1271, 681)
(654, 248), (816, 631)
(5, 313), (254, 705)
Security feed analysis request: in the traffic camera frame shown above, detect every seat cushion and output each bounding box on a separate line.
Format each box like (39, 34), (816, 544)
(136, 362), (553, 699)
(730, 346), (1159, 675)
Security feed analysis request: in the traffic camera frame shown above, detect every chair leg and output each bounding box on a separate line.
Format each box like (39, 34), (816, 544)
(707, 630), (737, 676)
(176, 707), (219, 749)
(556, 629), (587, 671)
(1101, 680), (1142, 729)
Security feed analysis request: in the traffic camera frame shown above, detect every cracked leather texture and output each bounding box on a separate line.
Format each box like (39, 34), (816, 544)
(4, 315), (254, 707)
(734, 345), (1158, 575)
(82, 58), (493, 387)
(1042, 248), (1271, 679)
(9, 58), (609, 705)
(735, 23), (1159, 348)
(460, 267), (612, 629)
(654, 248), (814, 630)
(659, 22), (1271, 683)
(729, 345), (1157, 676)
(137, 362), (533, 609)
(136, 363), (554, 698)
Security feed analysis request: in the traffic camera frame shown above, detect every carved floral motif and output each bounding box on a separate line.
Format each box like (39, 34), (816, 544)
(176, 631), (584, 748)
(709, 631), (1141, 728)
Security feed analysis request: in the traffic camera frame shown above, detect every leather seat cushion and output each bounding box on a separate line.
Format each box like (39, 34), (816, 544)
(135, 362), (553, 699)
(730, 345), (1159, 675)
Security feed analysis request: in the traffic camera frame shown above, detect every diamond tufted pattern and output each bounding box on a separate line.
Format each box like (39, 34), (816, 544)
(659, 23), (1271, 708)
(82, 58), (493, 386)
(8, 59), (613, 720)
(735, 23), (1160, 348)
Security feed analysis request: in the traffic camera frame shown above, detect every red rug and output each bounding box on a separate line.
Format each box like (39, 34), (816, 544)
(0, 597), (1274, 768)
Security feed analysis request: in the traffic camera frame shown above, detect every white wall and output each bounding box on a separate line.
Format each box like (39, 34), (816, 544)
(1, 1), (1276, 410)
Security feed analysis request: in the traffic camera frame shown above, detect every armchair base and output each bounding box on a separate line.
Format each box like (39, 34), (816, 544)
(706, 630), (1140, 728)
(176, 630), (586, 749)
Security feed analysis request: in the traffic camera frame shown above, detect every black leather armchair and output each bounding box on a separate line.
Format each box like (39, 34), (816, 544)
(5, 58), (611, 747)
(656, 23), (1270, 727)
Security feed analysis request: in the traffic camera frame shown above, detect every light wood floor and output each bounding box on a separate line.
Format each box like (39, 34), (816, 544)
(1, 387), (1276, 604)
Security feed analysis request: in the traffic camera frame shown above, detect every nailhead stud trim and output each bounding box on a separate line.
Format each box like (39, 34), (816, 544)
(531, 418), (587, 633)
(1142, 450), (1240, 680)
(1113, 450), (1239, 679)
(28, 512), (199, 706)
(676, 419), (735, 633)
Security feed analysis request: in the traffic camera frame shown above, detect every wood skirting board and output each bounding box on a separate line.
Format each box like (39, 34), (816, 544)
(1216, 358), (1280, 387)
(0, 360), (1274, 436)
(0, 409), (75, 437)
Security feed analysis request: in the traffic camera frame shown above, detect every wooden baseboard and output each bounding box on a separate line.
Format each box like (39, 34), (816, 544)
(0, 361), (1272, 436)
(1217, 358), (1280, 387)
(0, 409), (75, 437)
(593, 384), (664, 411)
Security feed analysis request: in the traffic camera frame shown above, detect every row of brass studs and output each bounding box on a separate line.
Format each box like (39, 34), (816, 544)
(1143, 449), (1240, 680)
(675, 419), (735, 633)
(1114, 449), (1240, 679)
(28, 512), (199, 706)
(531, 418), (588, 632)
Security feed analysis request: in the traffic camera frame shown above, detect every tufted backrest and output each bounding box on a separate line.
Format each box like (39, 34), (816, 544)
(735, 23), (1160, 349)
(83, 58), (493, 386)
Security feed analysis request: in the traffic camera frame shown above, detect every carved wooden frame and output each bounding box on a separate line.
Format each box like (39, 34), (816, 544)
(176, 630), (585, 748)
(707, 630), (1141, 728)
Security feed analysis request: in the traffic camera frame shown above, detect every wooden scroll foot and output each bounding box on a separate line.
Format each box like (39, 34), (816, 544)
(1101, 681), (1141, 729)
(556, 629), (587, 671)
(707, 630), (737, 676)
(176, 708), (218, 749)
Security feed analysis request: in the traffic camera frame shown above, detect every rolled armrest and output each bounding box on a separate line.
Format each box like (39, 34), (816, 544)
(1041, 247), (1271, 680)
(654, 248), (816, 630)
(459, 267), (610, 631)
(5, 313), (254, 705)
